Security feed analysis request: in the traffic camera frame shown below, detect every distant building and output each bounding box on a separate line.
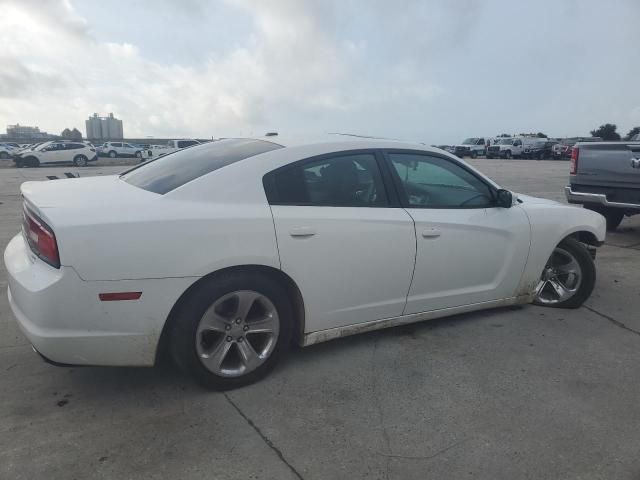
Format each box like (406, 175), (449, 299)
(85, 113), (124, 141)
(6, 124), (51, 139)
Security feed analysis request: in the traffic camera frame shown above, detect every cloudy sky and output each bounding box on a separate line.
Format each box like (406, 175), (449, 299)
(1, 0), (639, 143)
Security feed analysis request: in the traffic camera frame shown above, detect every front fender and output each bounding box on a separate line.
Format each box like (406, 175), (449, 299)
(515, 203), (605, 298)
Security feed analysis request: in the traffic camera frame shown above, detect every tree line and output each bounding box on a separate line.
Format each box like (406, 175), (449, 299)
(589, 124), (639, 141)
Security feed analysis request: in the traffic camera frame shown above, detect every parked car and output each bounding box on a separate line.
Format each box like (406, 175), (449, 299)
(0, 143), (17, 159)
(452, 137), (486, 158)
(5, 137), (605, 389)
(12, 140), (97, 167)
(486, 137), (524, 159)
(161, 139), (202, 156)
(552, 141), (576, 160)
(565, 138), (640, 230)
(522, 140), (559, 160)
(100, 141), (144, 158)
(15, 142), (45, 155)
(553, 137), (602, 160)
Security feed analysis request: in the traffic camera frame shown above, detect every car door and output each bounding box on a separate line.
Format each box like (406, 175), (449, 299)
(41, 143), (64, 164)
(384, 150), (530, 314)
(264, 150), (416, 333)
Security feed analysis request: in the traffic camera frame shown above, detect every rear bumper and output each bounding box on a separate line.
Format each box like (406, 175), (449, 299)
(565, 186), (640, 210)
(4, 233), (194, 367)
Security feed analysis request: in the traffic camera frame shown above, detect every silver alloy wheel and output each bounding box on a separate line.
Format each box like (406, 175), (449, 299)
(534, 246), (583, 305)
(195, 290), (280, 377)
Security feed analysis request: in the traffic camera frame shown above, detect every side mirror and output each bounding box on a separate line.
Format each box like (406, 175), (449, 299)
(496, 189), (513, 208)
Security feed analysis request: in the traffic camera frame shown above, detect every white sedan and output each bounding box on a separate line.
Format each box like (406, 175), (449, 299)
(5, 137), (605, 389)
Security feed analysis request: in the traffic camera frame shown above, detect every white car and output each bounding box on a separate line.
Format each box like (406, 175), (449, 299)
(0, 143), (17, 159)
(101, 141), (144, 159)
(12, 141), (97, 167)
(5, 137), (606, 389)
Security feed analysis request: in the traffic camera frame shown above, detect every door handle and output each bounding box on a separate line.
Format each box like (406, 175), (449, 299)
(421, 228), (441, 238)
(289, 226), (316, 237)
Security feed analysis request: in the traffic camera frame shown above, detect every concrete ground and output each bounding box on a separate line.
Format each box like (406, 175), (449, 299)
(1, 158), (639, 480)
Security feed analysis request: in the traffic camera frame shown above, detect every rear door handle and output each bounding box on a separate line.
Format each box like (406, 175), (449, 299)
(289, 226), (316, 237)
(422, 228), (441, 238)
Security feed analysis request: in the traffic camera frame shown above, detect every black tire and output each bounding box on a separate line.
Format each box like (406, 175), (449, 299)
(14, 159), (24, 168)
(0, 151), (9, 160)
(108, 150), (117, 158)
(170, 272), (294, 390)
(584, 205), (624, 231)
(73, 155), (88, 167)
(486, 155), (493, 159)
(25, 156), (40, 167)
(505, 150), (512, 159)
(534, 237), (596, 309)
(135, 151), (142, 158)
(471, 151), (477, 159)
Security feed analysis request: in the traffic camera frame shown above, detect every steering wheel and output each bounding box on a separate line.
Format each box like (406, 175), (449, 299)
(459, 194), (488, 207)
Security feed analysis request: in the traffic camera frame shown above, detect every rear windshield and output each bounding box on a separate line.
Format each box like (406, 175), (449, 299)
(121, 138), (282, 194)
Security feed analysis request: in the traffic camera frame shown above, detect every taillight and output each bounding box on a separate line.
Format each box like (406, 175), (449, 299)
(22, 206), (60, 268)
(570, 147), (579, 175)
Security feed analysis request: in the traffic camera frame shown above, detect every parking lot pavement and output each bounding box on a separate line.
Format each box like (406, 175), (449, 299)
(1, 159), (640, 479)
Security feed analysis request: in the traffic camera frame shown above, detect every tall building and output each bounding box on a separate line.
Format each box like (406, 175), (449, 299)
(85, 113), (124, 141)
(6, 124), (51, 139)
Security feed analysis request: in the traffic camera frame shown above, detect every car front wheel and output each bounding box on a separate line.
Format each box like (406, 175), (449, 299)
(109, 150), (117, 158)
(170, 272), (293, 390)
(533, 237), (595, 309)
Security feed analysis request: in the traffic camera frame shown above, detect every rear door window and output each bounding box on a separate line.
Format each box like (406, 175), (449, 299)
(122, 138), (282, 194)
(264, 153), (388, 207)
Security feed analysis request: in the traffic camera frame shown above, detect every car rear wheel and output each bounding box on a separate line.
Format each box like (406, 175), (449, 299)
(73, 155), (88, 167)
(170, 272), (293, 390)
(533, 237), (595, 309)
(108, 150), (117, 158)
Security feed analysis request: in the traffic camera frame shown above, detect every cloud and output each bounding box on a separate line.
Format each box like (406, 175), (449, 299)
(0, 0), (638, 142)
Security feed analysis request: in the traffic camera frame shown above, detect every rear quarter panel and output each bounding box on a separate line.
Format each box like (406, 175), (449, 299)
(53, 201), (279, 281)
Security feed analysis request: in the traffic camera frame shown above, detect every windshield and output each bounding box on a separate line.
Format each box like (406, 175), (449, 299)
(462, 138), (478, 145)
(122, 138), (282, 194)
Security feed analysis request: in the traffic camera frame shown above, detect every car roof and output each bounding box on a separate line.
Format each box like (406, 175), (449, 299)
(245, 133), (432, 152)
